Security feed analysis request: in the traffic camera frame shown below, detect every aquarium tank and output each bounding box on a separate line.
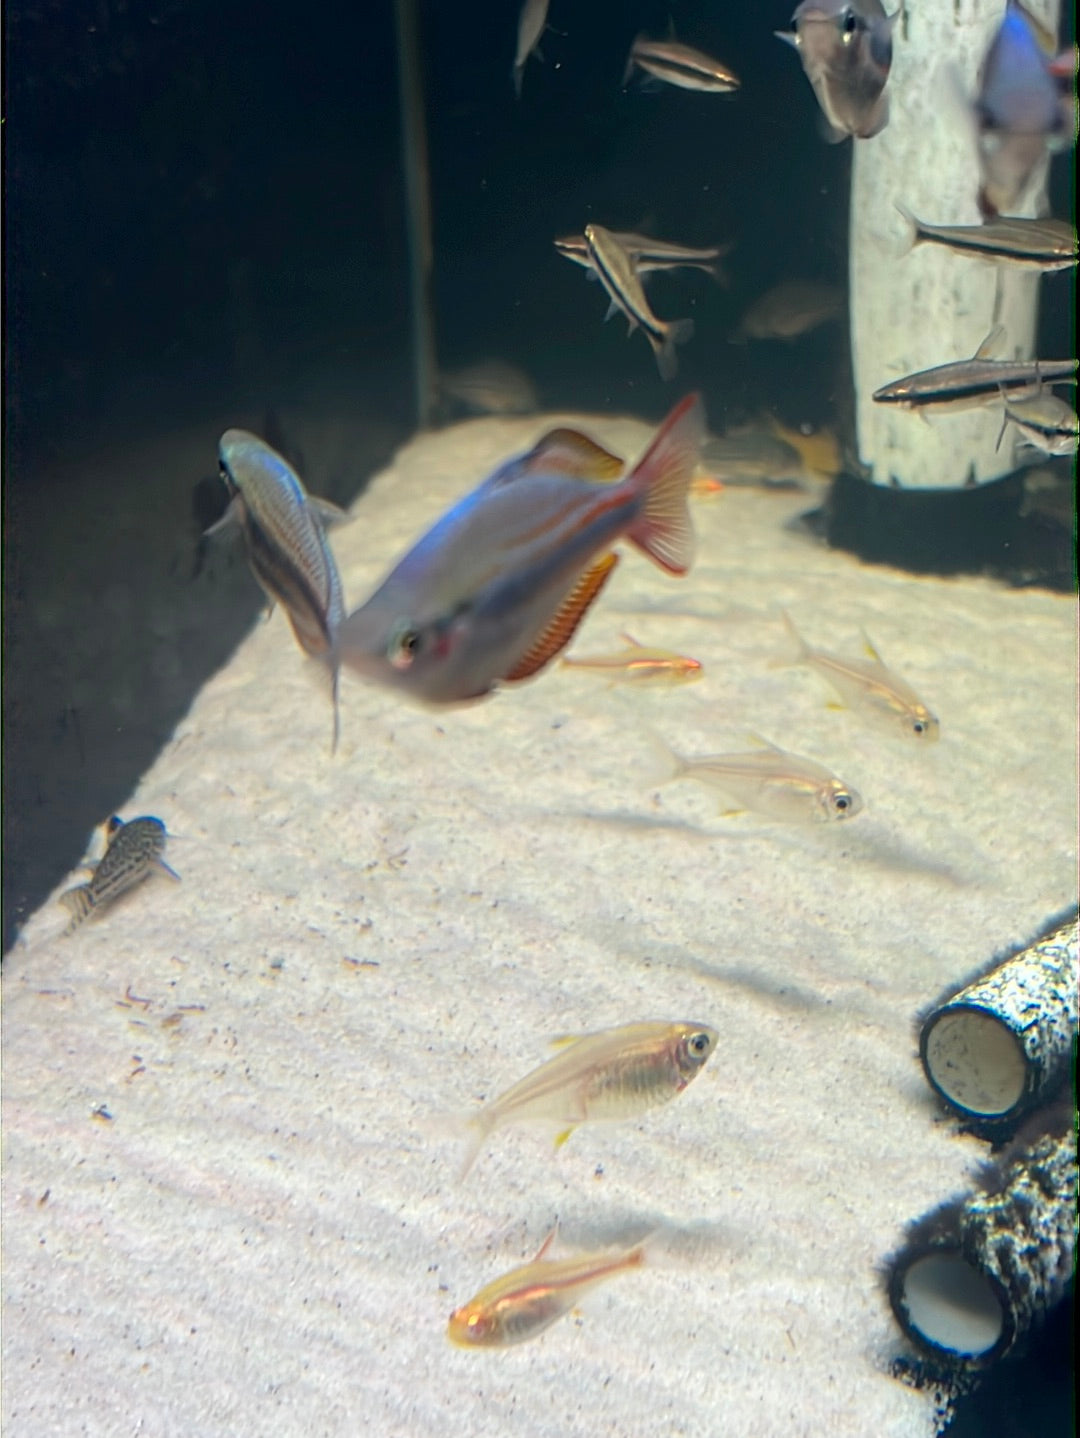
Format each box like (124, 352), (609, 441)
(2, 3), (1075, 1436)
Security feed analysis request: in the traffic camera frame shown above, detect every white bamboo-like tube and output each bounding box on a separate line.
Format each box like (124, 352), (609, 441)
(919, 913), (1078, 1134)
(887, 1115), (1076, 1366)
(850, 0), (1061, 489)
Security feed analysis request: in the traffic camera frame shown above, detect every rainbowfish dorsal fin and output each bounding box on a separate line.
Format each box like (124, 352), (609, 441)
(522, 428), (625, 480)
(502, 553), (619, 683)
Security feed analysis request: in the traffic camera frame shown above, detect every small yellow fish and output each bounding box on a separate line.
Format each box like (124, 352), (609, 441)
(61, 815), (179, 934)
(448, 1232), (646, 1348)
(460, 1020), (717, 1178)
(561, 632), (703, 685)
(775, 611), (939, 741)
(652, 732), (862, 822)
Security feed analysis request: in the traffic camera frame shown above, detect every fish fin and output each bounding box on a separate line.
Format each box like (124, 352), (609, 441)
(860, 95), (889, 140)
(604, 299), (621, 324)
(719, 807), (746, 818)
(548, 1032), (586, 1048)
(974, 325), (1008, 361)
(768, 609), (810, 669)
(203, 496), (242, 538)
(502, 553), (619, 683)
(618, 631), (643, 648)
(641, 729), (685, 788)
(533, 1227), (559, 1262)
(817, 112), (850, 145)
(621, 37), (643, 87)
(522, 428), (624, 480)
(894, 203), (920, 256)
(995, 405), (1011, 453)
(153, 859), (182, 883)
(553, 1127), (576, 1151)
(774, 29), (799, 49)
(308, 496), (351, 529)
(652, 318), (694, 383)
(825, 701), (846, 711)
(859, 629), (886, 664)
(458, 1116), (491, 1183)
(625, 393), (703, 574)
(745, 732), (782, 751)
(60, 885), (95, 934)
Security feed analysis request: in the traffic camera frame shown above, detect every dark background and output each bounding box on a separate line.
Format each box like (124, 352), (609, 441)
(1, 5), (1074, 1428)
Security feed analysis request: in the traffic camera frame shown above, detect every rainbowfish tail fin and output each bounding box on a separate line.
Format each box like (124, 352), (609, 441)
(652, 318), (695, 383)
(625, 393), (704, 574)
(60, 884), (95, 935)
(642, 729), (688, 789)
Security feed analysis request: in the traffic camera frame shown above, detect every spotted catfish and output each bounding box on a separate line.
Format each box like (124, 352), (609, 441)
(61, 815), (179, 934)
(339, 395), (704, 705)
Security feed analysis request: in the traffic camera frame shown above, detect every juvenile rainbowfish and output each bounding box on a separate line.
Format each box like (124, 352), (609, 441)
(561, 632), (703, 685)
(459, 1019), (717, 1178)
(653, 734), (862, 822)
(448, 1233), (646, 1348)
(61, 816), (179, 934)
(774, 611), (939, 740)
(215, 430), (346, 750)
(339, 396), (703, 705)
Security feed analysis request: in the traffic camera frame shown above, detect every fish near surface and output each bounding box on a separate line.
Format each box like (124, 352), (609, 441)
(216, 430), (346, 750)
(652, 733), (862, 822)
(459, 1020), (717, 1178)
(338, 395), (704, 705)
(61, 816), (179, 934)
(561, 631), (703, 685)
(773, 611), (939, 740)
(448, 1232), (647, 1348)
(584, 225), (695, 380)
(776, 0), (897, 141)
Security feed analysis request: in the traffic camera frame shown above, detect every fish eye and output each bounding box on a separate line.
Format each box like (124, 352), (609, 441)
(840, 7), (859, 37)
(688, 1031), (713, 1058)
(912, 719), (926, 735)
(833, 792), (851, 812)
(387, 619), (422, 670)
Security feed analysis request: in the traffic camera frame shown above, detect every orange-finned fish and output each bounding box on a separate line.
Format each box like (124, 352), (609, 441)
(561, 632), (703, 685)
(773, 611), (939, 740)
(775, 0), (898, 142)
(339, 396), (704, 705)
(61, 816), (179, 934)
(652, 733), (862, 822)
(214, 430), (346, 750)
(447, 1232), (647, 1348)
(460, 1020), (716, 1178)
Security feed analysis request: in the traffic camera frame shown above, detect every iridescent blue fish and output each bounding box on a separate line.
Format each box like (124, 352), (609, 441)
(338, 395), (704, 705)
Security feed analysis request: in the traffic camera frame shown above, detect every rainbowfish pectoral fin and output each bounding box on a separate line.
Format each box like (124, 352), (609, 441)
(153, 859), (182, 883)
(308, 496), (351, 529)
(502, 553), (620, 683)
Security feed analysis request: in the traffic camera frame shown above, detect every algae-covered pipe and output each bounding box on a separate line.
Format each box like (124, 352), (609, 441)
(919, 911), (1077, 1135)
(887, 1112), (1076, 1367)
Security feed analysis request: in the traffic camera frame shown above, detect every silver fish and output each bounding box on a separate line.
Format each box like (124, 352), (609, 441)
(513, 0), (549, 98)
(338, 395), (704, 705)
(652, 733), (862, 822)
(735, 279), (844, 341)
(997, 391), (1079, 457)
(215, 430), (346, 750)
(775, 611), (939, 741)
(776, 0), (896, 142)
(554, 231), (732, 285)
(439, 359), (540, 416)
(61, 816), (179, 934)
(584, 224), (694, 381)
(872, 330), (1078, 415)
(897, 207), (1078, 272)
(972, 0), (1072, 219)
(623, 35), (740, 94)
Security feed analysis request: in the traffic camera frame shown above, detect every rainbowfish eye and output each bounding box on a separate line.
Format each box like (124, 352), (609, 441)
(688, 1032), (712, 1058)
(387, 619), (422, 670)
(840, 7), (859, 38)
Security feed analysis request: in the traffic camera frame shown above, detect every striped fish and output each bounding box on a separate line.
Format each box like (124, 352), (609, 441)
(872, 330), (1078, 415)
(584, 224), (694, 381)
(554, 231), (731, 284)
(623, 35), (740, 93)
(898, 208), (1077, 272)
(61, 816), (179, 934)
(215, 430), (346, 750)
(998, 392), (1079, 457)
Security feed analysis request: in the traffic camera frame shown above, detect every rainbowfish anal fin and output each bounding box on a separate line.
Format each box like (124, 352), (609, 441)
(521, 428), (625, 480)
(553, 1127), (576, 1150)
(502, 553), (619, 683)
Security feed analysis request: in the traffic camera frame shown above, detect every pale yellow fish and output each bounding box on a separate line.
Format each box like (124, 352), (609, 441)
(775, 610), (939, 741)
(460, 1020), (717, 1178)
(448, 1232), (646, 1348)
(652, 732), (862, 822)
(560, 631), (703, 685)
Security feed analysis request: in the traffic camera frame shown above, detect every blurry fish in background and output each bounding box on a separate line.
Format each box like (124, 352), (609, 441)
(649, 732), (863, 822)
(61, 815), (179, 935)
(969, 0), (1073, 218)
(438, 359), (540, 417)
(561, 632), (704, 685)
(584, 224), (695, 380)
(448, 1233), (647, 1348)
(214, 430), (347, 750)
(776, 0), (897, 141)
(513, 0), (549, 98)
(339, 395), (704, 705)
(735, 278), (845, 341)
(623, 34), (740, 94)
(695, 418), (841, 490)
(872, 328), (1078, 414)
(996, 391), (1079, 457)
(459, 1020), (717, 1178)
(896, 206), (1078, 272)
(773, 611), (940, 740)
(555, 231), (733, 285)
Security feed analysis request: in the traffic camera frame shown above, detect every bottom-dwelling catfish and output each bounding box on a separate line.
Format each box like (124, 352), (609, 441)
(447, 1231), (647, 1348)
(459, 1019), (718, 1178)
(61, 816), (179, 934)
(339, 394), (704, 705)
